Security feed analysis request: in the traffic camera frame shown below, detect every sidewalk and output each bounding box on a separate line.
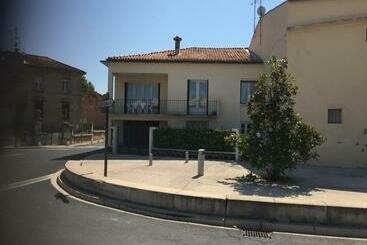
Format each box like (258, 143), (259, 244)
(59, 154), (367, 238)
(0, 141), (104, 150)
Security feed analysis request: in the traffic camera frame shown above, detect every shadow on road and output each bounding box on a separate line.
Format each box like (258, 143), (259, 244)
(52, 149), (104, 161)
(54, 193), (70, 204)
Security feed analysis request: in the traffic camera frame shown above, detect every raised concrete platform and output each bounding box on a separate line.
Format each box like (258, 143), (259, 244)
(58, 154), (367, 238)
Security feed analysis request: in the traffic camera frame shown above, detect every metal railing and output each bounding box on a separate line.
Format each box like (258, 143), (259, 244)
(112, 99), (218, 116)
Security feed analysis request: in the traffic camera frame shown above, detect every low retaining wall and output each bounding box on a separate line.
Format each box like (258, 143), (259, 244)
(72, 131), (105, 144)
(62, 167), (226, 218)
(60, 165), (367, 238)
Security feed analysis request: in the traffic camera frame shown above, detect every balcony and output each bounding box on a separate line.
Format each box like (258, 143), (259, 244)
(112, 99), (218, 118)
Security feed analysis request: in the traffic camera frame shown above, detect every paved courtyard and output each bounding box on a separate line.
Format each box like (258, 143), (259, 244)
(70, 154), (367, 208)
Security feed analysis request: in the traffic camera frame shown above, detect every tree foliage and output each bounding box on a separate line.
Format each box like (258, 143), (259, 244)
(81, 75), (95, 94)
(227, 57), (325, 180)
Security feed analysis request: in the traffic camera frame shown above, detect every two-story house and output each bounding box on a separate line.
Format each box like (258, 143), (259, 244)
(101, 40), (263, 153)
(102, 0), (367, 167)
(0, 51), (85, 145)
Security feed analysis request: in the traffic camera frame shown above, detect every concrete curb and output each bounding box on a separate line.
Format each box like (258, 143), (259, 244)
(58, 166), (367, 238)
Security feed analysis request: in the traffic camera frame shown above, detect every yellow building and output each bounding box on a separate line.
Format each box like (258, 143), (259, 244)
(250, 0), (367, 167)
(102, 0), (367, 167)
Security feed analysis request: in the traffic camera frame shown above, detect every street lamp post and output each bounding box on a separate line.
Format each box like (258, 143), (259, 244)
(101, 95), (114, 177)
(104, 106), (109, 177)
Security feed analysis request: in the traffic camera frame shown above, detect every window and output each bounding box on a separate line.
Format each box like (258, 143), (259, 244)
(187, 80), (208, 115)
(62, 79), (70, 93)
(328, 109), (342, 124)
(33, 77), (43, 91)
(34, 100), (44, 119)
(126, 83), (159, 100)
(240, 122), (253, 134)
(61, 102), (70, 120)
(240, 123), (245, 134)
(240, 81), (256, 104)
(247, 123), (253, 131)
(125, 83), (160, 114)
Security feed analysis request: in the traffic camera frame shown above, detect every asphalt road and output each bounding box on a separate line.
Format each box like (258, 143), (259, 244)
(0, 146), (366, 245)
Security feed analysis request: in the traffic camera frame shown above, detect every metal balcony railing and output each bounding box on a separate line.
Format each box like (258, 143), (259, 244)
(112, 99), (218, 116)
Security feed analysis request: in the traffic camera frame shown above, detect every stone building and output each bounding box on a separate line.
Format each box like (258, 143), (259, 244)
(0, 51), (85, 145)
(80, 91), (106, 130)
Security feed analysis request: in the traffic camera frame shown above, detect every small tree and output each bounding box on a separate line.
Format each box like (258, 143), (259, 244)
(232, 57), (324, 180)
(81, 75), (95, 94)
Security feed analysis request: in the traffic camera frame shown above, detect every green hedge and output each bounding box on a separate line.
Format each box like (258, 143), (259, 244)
(153, 127), (234, 152)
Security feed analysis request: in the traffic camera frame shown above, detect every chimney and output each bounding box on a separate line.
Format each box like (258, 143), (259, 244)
(173, 36), (182, 55)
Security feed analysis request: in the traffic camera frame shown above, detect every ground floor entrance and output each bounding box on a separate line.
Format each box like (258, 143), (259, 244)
(118, 120), (160, 154)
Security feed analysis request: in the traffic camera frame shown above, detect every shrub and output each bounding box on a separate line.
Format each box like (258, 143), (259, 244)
(154, 127), (234, 152)
(227, 57), (325, 180)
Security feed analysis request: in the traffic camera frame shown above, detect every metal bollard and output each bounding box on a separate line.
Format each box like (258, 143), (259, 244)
(185, 151), (189, 163)
(231, 128), (240, 162)
(197, 149), (205, 176)
(149, 153), (153, 166)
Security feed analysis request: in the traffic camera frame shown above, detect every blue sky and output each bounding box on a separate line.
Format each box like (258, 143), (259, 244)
(11, 0), (285, 93)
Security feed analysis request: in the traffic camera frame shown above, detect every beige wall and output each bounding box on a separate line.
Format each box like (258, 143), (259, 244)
(287, 19), (367, 167)
(288, 0), (367, 27)
(250, 2), (288, 60)
(251, 0), (367, 167)
(288, 0), (367, 167)
(108, 62), (264, 129)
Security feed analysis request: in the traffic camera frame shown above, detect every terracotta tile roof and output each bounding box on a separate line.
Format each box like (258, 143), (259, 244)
(24, 53), (86, 74)
(0, 51), (86, 74)
(104, 47), (263, 64)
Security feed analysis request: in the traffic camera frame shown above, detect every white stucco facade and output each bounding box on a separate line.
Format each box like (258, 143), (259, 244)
(107, 62), (263, 129)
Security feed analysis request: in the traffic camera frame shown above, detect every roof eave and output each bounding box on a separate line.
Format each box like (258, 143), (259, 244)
(24, 62), (86, 75)
(105, 60), (264, 66)
(100, 60), (108, 67)
(103, 60), (263, 65)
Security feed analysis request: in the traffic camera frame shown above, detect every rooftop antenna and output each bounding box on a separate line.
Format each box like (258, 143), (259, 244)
(257, 5), (266, 18)
(11, 27), (21, 52)
(257, 1), (266, 46)
(252, 0), (257, 34)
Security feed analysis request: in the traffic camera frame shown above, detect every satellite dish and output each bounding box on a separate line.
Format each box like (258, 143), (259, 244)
(257, 6), (266, 17)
